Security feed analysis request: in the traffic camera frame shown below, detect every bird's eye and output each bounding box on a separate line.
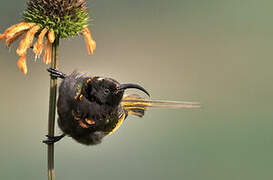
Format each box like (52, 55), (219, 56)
(104, 88), (110, 95)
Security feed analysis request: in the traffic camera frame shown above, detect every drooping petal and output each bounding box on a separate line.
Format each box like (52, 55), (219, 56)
(33, 28), (48, 57)
(82, 28), (96, 55)
(0, 33), (5, 42)
(5, 30), (27, 47)
(47, 41), (52, 64)
(16, 25), (40, 56)
(43, 40), (49, 64)
(17, 53), (27, 75)
(43, 39), (52, 64)
(48, 30), (55, 43)
(1, 22), (31, 43)
(1, 22), (31, 42)
(5, 22), (34, 39)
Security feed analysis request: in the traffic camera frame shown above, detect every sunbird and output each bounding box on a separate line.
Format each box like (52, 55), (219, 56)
(43, 68), (200, 145)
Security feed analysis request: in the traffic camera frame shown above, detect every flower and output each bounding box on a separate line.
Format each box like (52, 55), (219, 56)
(0, 0), (96, 74)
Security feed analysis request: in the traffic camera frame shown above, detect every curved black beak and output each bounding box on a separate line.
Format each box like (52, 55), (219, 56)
(118, 83), (150, 97)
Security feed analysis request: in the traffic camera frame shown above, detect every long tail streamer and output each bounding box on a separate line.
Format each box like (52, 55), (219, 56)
(121, 94), (200, 117)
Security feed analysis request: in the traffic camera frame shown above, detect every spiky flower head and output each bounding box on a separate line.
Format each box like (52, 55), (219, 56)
(24, 0), (89, 38)
(0, 0), (96, 74)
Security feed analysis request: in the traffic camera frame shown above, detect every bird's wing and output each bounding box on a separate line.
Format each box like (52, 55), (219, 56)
(121, 94), (200, 117)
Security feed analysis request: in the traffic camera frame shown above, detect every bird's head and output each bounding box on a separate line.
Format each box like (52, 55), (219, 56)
(83, 77), (150, 107)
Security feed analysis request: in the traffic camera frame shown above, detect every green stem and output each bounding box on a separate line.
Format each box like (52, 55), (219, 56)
(47, 38), (59, 180)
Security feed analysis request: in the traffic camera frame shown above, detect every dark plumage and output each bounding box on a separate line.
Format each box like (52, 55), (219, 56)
(56, 70), (149, 145)
(46, 68), (200, 145)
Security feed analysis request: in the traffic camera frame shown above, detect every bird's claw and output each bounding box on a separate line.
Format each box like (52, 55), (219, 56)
(42, 134), (65, 145)
(47, 68), (66, 79)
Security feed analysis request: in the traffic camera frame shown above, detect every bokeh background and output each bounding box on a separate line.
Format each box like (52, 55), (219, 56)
(0, 0), (273, 179)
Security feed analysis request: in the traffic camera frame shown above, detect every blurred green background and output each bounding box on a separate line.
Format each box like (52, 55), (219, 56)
(0, 0), (273, 179)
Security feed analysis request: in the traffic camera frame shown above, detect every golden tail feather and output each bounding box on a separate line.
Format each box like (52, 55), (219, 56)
(121, 94), (200, 117)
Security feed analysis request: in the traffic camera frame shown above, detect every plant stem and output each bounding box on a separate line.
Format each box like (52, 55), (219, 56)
(47, 38), (59, 180)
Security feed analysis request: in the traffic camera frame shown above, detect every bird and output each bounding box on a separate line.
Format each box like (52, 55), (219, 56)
(43, 68), (200, 145)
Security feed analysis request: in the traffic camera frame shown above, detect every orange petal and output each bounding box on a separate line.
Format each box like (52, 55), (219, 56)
(48, 30), (55, 43)
(33, 28), (48, 57)
(5, 30), (26, 47)
(16, 25), (40, 56)
(47, 42), (52, 64)
(82, 28), (96, 55)
(0, 33), (5, 42)
(17, 54), (27, 75)
(43, 40), (49, 64)
(5, 22), (34, 39)
(43, 39), (52, 64)
(90, 39), (96, 51)
(1, 22), (32, 42)
(4, 22), (28, 33)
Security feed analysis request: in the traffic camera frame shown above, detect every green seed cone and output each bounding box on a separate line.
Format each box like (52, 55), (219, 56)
(23, 0), (89, 38)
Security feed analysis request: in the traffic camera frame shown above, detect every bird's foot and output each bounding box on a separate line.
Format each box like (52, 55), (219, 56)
(42, 134), (65, 145)
(47, 68), (66, 79)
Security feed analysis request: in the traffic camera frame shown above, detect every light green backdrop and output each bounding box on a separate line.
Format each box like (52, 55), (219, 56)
(0, 0), (272, 179)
